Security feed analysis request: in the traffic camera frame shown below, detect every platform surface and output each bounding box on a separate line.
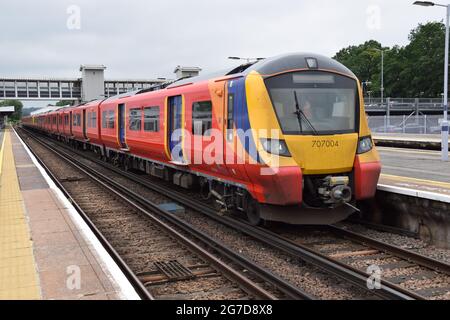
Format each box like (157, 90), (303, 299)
(0, 129), (40, 299)
(378, 146), (450, 201)
(0, 128), (136, 300)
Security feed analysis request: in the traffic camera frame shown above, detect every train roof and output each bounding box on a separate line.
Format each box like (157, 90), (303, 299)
(246, 53), (356, 78)
(33, 53), (357, 111)
(168, 53), (356, 88)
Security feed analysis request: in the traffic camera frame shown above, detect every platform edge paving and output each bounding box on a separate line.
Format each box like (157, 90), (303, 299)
(0, 129), (41, 300)
(12, 127), (140, 300)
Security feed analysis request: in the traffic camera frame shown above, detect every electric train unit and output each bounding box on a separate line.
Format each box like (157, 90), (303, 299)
(22, 53), (381, 225)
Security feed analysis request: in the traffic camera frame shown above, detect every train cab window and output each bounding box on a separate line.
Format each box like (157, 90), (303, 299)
(108, 110), (115, 129)
(129, 108), (142, 131)
(144, 106), (160, 132)
(192, 101), (212, 136)
(265, 71), (357, 135)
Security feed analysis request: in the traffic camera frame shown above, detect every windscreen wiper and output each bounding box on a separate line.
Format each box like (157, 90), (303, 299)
(294, 91), (318, 135)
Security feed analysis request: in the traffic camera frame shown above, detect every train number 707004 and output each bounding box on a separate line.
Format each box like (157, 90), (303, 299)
(312, 140), (340, 148)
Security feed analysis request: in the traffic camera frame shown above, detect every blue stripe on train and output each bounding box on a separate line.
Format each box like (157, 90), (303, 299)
(228, 77), (261, 164)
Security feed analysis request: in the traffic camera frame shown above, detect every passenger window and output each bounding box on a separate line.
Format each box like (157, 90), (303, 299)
(87, 112), (91, 128)
(144, 106), (160, 132)
(91, 112), (97, 128)
(227, 94), (234, 129)
(108, 110), (115, 129)
(129, 108), (142, 131)
(192, 101), (212, 136)
(102, 111), (107, 128)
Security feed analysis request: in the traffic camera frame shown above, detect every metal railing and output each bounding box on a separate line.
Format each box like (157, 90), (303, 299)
(365, 97), (447, 112)
(368, 114), (444, 134)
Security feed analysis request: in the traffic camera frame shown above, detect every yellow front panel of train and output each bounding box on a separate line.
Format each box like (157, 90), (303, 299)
(284, 134), (358, 175)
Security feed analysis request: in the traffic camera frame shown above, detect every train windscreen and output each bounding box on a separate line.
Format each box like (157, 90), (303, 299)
(265, 71), (358, 135)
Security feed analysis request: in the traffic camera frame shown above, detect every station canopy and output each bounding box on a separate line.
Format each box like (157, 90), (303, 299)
(0, 106), (14, 114)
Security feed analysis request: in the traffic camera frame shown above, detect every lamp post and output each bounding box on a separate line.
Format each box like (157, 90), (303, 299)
(370, 48), (385, 108)
(362, 80), (372, 96)
(414, 1), (449, 161)
(380, 50), (384, 107)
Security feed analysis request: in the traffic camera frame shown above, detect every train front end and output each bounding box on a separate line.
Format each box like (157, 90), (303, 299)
(243, 53), (381, 224)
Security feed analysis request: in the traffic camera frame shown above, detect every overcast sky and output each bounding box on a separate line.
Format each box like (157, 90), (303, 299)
(0, 0), (446, 107)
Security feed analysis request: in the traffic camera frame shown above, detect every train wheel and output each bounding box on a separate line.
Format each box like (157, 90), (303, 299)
(200, 179), (211, 200)
(246, 198), (262, 226)
(123, 158), (130, 171)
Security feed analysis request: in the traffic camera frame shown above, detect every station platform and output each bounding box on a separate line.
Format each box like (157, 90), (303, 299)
(0, 127), (139, 300)
(378, 146), (450, 203)
(375, 145), (450, 247)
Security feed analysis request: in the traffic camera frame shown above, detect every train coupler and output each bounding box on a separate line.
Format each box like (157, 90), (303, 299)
(318, 176), (352, 205)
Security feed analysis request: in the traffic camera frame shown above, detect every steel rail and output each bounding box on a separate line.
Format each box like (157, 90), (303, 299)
(327, 225), (450, 275)
(18, 127), (313, 300)
(21, 127), (425, 300)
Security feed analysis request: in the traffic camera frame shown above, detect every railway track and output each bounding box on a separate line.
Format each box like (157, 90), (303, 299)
(16, 127), (312, 300)
(274, 225), (450, 300)
(18, 126), (450, 300)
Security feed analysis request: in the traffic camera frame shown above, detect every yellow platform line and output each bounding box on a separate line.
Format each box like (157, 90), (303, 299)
(0, 129), (41, 300)
(380, 173), (450, 189)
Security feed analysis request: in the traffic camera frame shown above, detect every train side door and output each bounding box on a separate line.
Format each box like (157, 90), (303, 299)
(167, 95), (184, 163)
(118, 103), (128, 149)
(82, 109), (87, 139)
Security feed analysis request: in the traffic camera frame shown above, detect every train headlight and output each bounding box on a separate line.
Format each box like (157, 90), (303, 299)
(260, 139), (291, 157)
(357, 136), (373, 154)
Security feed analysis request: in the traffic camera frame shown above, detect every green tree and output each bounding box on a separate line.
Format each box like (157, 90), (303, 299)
(382, 46), (408, 97)
(0, 99), (23, 121)
(333, 21), (446, 98)
(55, 100), (75, 107)
(403, 21), (445, 97)
(333, 40), (384, 94)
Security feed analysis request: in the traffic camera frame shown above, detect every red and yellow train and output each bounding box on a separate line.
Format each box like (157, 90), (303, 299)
(22, 53), (381, 225)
